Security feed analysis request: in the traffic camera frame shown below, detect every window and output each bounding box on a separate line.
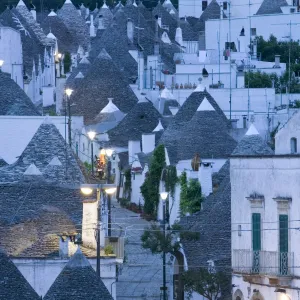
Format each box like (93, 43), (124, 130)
(252, 213), (261, 251)
(83, 143), (85, 152)
(291, 137), (297, 154)
(279, 214), (288, 275)
(252, 213), (261, 273)
(290, 8), (296, 13)
(251, 28), (257, 36)
(236, 297), (241, 300)
(238, 225), (242, 236)
(202, 1), (208, 11)
(223, 1), (228, 10)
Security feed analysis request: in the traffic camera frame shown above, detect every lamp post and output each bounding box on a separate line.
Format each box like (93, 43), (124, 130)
(160, 191), (169, 300)
(80, 184), (117, 277)
(0, 60), (4, 72)
(87, 131), (96, 176)
(65, 88), (73, 148)
(105, 148), (114, 236)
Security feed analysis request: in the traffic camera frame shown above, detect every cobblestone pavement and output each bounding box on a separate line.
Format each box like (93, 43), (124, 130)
(111, 200), (171, 300)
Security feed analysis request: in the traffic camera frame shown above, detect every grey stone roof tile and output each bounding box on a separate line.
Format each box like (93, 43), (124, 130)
(57, 0), (89, 51)
(0, 72), (40, 116)
(0, 121), (85, 184)
(231, 133), (274, 156)
(0, 249), (40, 300)
(90, 23), (138, 84)
(193, 0), (226, 32)
(108, 100), (162, 147)
(0, 184), (87, 258)
(256, 0), (288, 15)
(65, 57), (91, 89)
(94, 5), (113, 28)
(180, 163), (231, 298)
(159, 91), (234, 163)
(152, 1), (177, 40)
(71, 49), (138, 124)
(179, 18), (197, 41)
(40, 13), (78, 53)
(44, 249), (113, 300)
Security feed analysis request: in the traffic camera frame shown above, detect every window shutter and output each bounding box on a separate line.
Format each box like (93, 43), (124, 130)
(252, 213), (261, 251)
(279, 215), (288, 253)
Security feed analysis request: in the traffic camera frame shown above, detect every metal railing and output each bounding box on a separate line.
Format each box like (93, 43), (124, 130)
(233, 250), (294, 276)
(104, 237), (125, 260)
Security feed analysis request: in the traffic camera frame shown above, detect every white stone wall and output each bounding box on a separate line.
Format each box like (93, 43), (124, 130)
(0, 27), (23, 88)
(231, 156), (300, 299)
(275, 111), (300, 155)
(0, 116), (84, 164)
(13, 258), (118, 299)
(206, 13), (300, 53)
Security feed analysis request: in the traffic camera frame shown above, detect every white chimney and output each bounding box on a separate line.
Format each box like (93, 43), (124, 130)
(198, 162), (212, 196)
(239, 27), (246, 53)
(158, 17), (162, 27)
(90, 14), (96, 37)
(275, 55), (281, 68)
(237, 72), (245, 88)
(127, 18), (134, 43)
(59, 237), (77, 258)
(142, 133), (155, 154)
(175, 27), (183, 45)
(220, 3), (223, 20)
(128, 140), (141, 164)
(31, 8), (36, 20)
(138, 51), (144, 90)
(82, 199), (98, 248)
(98, 15), (104, 29)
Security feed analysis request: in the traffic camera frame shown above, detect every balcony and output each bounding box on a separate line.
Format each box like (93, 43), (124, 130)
(104, 237), (125, 260)
(233, 250), (294, 277)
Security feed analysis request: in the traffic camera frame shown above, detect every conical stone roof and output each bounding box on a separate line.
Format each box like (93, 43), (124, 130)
(231, 124), (274, 156)
(57, 0), (89, 50)
(44, 249), (113, 300)
(0, 121), (85, 184)
(108, 100), (162, 147)
(0, 249), (40, 300)
(256, 0), (288, 15)
(71, 49), (138, 124)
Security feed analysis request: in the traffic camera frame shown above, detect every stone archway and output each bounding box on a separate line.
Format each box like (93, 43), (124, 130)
(173, 251), (185, 300)
(233, 289), (244, 300)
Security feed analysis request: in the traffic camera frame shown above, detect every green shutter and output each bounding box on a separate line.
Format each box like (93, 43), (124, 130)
(279, 215), (288, 253)
(252, 213), (261, 251)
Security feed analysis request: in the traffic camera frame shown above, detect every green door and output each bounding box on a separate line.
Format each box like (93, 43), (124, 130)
(252, 213), (261, 273)
(279, 215), (289, 275)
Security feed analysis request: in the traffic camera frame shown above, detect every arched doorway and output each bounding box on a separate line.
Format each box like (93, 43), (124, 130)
(173, 252), (185, 300)
(233, 289), (244, 300)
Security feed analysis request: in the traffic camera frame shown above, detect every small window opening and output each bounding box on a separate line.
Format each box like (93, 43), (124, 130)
(291, 137), (297, 154)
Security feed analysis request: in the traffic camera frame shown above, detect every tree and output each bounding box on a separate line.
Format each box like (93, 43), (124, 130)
(140, 144), (166, 217)
(182, 268), (227, 300)
(179, 172), (203, 216)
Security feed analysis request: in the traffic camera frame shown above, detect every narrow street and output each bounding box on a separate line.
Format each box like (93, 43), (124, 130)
(111, 200), (171, 300)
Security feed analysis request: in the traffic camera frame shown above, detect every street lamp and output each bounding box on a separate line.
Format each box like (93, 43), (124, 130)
(103, 148), (116, 237)
(0, 60), (4, 71)
(80, 183), (116, 278)
(87, 131), (96, 176)
(160, 191), (168, 300)
(65, 88), (73, 147)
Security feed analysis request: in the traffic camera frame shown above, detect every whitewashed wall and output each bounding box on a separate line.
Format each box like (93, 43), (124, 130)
(0, 27), (23, 88)
(206, 13), (300, 53)
(231, 156), (300, 299)
(0, 116), (84, 164)
(275, 111), (300, 155)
